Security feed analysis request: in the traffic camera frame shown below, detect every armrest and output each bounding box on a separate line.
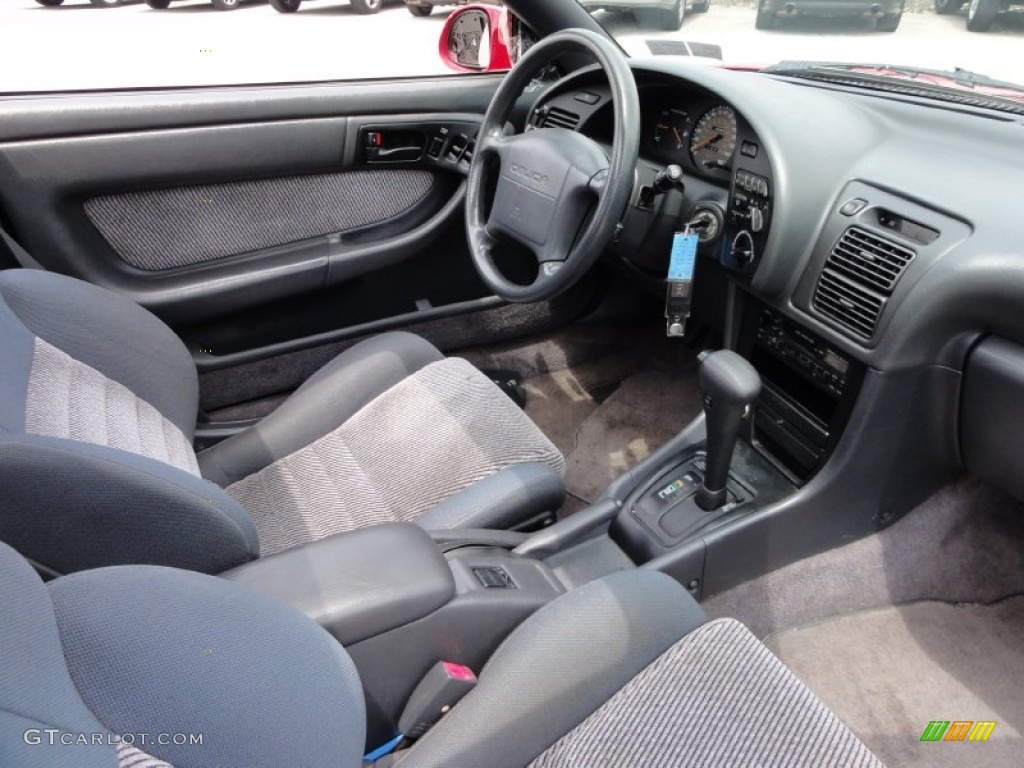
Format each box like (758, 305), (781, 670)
(428, 528), (529, 552)
(221, 523), (454, 646)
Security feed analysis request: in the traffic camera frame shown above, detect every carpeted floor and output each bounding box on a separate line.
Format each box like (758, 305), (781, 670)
(461, 326), (648, 459)
(767, 598), (1024, 768)
(461, 323), (704, 507)
(561, 365), (702, 504)
(703, 475), (1024, 768)
(703, 475), (1024, 638)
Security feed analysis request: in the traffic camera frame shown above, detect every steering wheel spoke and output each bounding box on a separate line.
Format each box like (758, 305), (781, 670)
(465, 29), (640, 303)
(587, 167), (611, 197)
(475, 128), (512, 160)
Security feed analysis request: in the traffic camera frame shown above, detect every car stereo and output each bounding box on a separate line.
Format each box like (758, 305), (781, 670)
(745, 307), (860, 480)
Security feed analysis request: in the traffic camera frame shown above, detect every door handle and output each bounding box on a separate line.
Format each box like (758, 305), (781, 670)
(362, 128), (425, 164)
(370, 146), (423, 162)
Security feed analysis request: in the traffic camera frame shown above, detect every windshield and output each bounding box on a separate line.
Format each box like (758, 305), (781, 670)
(0, 0), (1019, 94)
(579, 0), (1023, 88)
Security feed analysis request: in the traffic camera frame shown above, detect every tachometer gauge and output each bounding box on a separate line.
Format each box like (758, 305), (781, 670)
(690, 106), (738, 170)
(652, 108), (689, 153)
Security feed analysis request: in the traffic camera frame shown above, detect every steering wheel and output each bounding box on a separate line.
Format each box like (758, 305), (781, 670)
(466, 29), (640, 303)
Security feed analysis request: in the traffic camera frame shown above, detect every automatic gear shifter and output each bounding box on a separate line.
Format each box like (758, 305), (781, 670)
(695, 350), (762, 511)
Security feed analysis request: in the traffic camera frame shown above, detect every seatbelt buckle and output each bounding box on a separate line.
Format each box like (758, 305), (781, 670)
(397, 661), (478, 740)
(666, 227), (699, 338)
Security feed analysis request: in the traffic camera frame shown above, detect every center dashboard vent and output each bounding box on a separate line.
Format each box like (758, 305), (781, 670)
(539, 106), (580, 130)
(812, 226), (916, 340)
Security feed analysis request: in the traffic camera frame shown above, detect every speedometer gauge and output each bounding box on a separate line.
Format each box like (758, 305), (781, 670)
(690, 106), (738, 170)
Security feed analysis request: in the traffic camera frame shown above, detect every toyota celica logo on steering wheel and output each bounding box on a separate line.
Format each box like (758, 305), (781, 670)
(510, 164), (549, 185)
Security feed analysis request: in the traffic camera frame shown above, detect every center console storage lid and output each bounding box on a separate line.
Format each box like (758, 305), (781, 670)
(221, 523), (455, 647)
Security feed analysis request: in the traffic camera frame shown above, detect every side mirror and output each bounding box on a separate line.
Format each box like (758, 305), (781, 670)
(439, 5), (512, 73)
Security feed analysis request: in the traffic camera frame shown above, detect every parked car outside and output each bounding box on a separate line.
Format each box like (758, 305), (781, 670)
(404, 0), (500, 16)
(579, 0), (710, 32)
(34, 0), (124, 6)
(145, 0), (256, 9)
(937, 0), (1022, 32)
(754, 0), (904, 30)
(270, 0), (392, 12)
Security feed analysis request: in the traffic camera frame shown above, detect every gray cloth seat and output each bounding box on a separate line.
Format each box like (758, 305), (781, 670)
(0, 540), (883, 768)
(0, 269), (565, 575)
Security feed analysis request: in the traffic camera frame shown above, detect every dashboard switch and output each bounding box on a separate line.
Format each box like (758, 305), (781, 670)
(840, 198), (868, 216)
(750, 206), (765, 233)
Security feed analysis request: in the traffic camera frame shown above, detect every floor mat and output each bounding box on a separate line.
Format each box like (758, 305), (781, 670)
(703, 475), (1024, 638)
(461, 325), (652, 460)
(767, 599), (1024, 768)
(563, 364), (702, 503)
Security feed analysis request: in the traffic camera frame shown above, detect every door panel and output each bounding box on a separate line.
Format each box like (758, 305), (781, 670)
(0, 112), (482, 324)
(0, 74), (592, 420)
(0, 78), (510, 325)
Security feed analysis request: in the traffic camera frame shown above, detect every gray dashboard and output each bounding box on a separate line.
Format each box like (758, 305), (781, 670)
(535, 59), (1024, 379)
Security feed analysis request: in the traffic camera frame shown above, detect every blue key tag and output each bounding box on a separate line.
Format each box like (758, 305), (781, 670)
(666, 228), (699, 337)
(668, 230), (699, 282)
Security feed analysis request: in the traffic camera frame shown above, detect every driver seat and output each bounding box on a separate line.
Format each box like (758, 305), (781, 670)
(0, 269), (565, 575)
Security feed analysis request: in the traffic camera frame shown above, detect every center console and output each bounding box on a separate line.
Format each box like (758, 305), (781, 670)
(598, 296), (865, 594)
(222, 523), (564, 748)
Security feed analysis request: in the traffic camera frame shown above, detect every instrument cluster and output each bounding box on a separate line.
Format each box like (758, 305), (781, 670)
(644, 90), (739, 181)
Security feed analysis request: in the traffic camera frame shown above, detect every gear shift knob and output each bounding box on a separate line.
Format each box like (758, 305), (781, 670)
(695, 350), (761, 511)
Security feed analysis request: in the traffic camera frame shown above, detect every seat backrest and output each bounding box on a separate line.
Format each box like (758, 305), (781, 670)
(0, 539), (366, 768)
(0, 270), (259, 575)
(0, 269), (199, 470)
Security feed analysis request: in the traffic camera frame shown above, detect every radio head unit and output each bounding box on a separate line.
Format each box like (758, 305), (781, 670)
(744, 306), (861, 481)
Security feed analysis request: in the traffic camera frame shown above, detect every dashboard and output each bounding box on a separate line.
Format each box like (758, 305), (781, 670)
(525, 57), (1024, 497)
(528, 74), (774, 286)
(578, 86), (742, 184)
(525, 59), (1024, 368)
(543, 84), (739, 182)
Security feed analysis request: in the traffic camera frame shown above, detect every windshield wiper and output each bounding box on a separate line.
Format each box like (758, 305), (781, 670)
(762, 61), (1024, 115)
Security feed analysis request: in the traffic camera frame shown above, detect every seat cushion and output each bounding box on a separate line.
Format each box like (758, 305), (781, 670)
(528, 617), (883, 768)
(397, 574), (882, 768)
(0, 542), (116, 768)
(225, 357), (565, 555)
(198, 332), (445, 488)
(395, 570), (708, 768)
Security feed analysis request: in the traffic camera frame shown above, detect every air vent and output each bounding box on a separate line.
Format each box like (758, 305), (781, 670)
(541, 106), (580, 130)
(811, 226), (917, 340)
(812, 270), (885, 341)
(827, 227), (916, 294)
